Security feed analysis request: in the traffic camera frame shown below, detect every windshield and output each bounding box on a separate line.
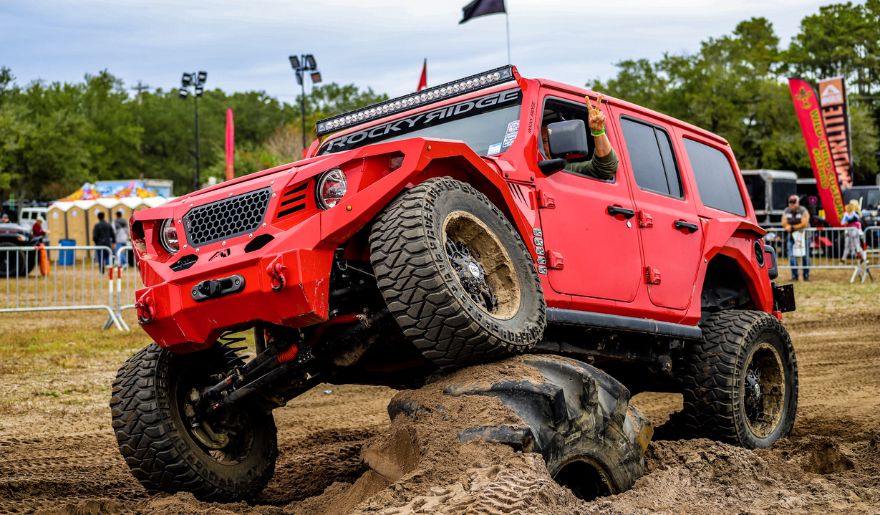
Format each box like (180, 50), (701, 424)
(844, 188), (880, 210)
(319, 89), (522, 156)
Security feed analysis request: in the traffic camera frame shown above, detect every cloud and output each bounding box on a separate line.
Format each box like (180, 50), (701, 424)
(1, 0), (830, 100)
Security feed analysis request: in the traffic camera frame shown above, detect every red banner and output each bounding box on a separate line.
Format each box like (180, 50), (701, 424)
(787, 78), (845, 226)
(818, 77), (853, 189)
(225, 108), (234, 182)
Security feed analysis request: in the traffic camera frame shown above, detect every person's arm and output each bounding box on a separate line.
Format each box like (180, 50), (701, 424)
(567, 149), (618, 181)
(781, 212), (791, 232)
(796, 207), (810, 230)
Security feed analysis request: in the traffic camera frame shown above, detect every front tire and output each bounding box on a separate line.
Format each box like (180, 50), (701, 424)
(370, 177), (546, 369)
(679, 310), (798, 448)
(110, 344), (278, 501)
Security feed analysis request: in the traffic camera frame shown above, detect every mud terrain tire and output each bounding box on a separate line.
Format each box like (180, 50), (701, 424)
(391, 355), (651, 499)
(679, 310), (798, 448)
(370, 177), (546, 369)
(110, 344), (278, 501)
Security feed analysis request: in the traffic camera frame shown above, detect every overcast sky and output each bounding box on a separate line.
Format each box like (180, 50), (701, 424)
(2, 0), (834, 101)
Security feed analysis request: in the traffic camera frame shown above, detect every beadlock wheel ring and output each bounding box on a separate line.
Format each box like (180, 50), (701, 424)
(741, 341), (786, 439)
(442, 210), (522, 320)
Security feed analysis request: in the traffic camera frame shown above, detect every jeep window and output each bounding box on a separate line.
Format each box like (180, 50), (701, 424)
(620, 118), (682, 198)
(684, 138), (746, 216)
(319, 89), (522, 156)
(540, 97), (609, 181)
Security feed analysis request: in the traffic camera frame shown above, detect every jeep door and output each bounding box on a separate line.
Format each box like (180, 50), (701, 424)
(535, 94), (643, 302)
(613, 112), (704, 311)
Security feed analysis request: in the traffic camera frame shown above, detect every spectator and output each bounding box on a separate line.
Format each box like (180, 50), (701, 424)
(781, 195), (810, 281)
(114, 210), (130, 266)
(841, 200), (867, 263)
(92, 211), (115, 273)
(31, 217), (47, 239)
(0, 213), (9, 223)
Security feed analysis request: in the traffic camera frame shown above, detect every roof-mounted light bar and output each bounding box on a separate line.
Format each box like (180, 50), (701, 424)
(316, 65), (516, 136)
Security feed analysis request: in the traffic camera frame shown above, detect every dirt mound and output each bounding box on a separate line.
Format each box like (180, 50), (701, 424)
(285, 356), (616, 514)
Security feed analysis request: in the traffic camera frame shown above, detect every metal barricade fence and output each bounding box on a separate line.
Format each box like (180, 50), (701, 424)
(764, 226), (877, 282)
(0, 245), (126, 330)
(115, 245), (140, 319)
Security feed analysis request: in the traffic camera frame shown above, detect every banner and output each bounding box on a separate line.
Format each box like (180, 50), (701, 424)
(787, 78), (845, 226)
(225, 108), (235, 182)
(818, 77), (853, 189)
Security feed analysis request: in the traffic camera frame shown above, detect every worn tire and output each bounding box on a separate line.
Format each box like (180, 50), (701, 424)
(369, 177), (546, 369)
(679, 310), (798, 448)
(391, 355), (651, 499)
(110, 344), (278, 501)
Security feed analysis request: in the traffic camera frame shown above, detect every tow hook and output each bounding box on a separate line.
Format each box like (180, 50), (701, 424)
(135, 290), (155, 325)
(267, 258), (287, 291)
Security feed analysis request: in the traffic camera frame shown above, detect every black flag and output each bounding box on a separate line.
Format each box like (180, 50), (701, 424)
(459, 0), (506, 24)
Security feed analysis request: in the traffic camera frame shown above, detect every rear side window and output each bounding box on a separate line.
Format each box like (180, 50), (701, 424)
(620, 118), (682, 198)
(684, 139), (746, 216)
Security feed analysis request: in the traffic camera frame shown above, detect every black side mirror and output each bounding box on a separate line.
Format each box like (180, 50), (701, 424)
(547, 119), (588, 159)
(538, 158), (566, 175)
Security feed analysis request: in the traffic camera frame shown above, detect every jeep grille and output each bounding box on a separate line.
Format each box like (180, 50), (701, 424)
(183, 188), (271, 247)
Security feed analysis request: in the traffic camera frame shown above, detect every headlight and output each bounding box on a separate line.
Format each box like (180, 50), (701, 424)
(316, 168), (347, 209)
(158, 219), (180, 254)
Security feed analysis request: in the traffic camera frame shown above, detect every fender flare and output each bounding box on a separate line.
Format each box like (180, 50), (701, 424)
(319, 138), (535, 256)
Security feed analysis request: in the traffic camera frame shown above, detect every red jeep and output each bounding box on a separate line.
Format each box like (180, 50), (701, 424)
(111, 66), (798, 501)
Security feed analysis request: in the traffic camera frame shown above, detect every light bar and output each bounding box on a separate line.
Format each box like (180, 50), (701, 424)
(316, 65), (516, 136)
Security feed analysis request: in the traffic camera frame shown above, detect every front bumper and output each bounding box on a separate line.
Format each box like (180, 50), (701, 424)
(136, 246), (333, 352)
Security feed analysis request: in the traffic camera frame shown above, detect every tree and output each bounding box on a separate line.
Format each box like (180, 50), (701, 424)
(592, 11), (879, 183)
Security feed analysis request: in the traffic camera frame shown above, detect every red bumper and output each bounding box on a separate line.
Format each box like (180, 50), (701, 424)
(136, 247), (333, 352)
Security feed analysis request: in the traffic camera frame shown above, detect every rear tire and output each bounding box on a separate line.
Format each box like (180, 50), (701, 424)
(110, 343), (278, 501)
(370, 177), (546, 369)
(679, 310), (798, 448)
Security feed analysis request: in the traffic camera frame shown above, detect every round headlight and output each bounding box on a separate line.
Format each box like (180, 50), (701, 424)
(316, 168), (347, 209)
(159, 219), (180, 254)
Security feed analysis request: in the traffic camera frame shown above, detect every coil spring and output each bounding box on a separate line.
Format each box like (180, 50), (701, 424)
(218, 332), (248, 369)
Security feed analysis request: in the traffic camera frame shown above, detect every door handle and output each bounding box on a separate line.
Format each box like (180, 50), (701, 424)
(674, 220), (699, 233)
(607, 205), (635, 219)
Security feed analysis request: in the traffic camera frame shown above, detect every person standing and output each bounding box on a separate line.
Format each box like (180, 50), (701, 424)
(113, 210), (130, 267)
(841, 200), (867, 263)
(92, 211), (115, 273)
(781, 195), (811, 281)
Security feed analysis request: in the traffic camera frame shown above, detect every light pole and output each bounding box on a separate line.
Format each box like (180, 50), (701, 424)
(179, 71), (207, 192)
(288, 54), (322, 150)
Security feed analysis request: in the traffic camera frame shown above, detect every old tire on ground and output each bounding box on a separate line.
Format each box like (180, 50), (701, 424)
(110, 343), (278, 501)
(391, 355), (651, 500)
(369, 177), (546, 369)
(679, 310), (798, 448)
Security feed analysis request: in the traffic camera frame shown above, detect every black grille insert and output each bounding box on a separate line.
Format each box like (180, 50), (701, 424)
(169, 254), (198, 272)
(183, 188), (271, 247)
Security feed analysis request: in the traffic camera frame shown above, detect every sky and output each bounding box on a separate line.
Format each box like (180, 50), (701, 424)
(1, 0), (834, 102)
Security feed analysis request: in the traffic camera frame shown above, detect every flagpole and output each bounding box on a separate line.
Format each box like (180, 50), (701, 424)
(505, 10), (511, 64)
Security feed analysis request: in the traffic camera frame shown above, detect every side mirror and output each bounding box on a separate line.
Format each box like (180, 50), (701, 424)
(547, 119), (589, 159)
(538, 158), (566, 175)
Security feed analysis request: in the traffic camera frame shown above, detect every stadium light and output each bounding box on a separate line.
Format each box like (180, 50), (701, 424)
(289, 54), (321, 150)
(180, 71), (208, 192)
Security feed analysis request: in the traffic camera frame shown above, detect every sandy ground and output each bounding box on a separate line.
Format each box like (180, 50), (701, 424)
(0, 274), (878, 514)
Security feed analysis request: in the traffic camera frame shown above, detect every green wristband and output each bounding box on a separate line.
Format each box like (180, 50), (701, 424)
(591, 129), (606, 136)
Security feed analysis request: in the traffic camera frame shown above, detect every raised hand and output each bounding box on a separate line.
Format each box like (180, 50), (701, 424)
(585, 94), (606, 133)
